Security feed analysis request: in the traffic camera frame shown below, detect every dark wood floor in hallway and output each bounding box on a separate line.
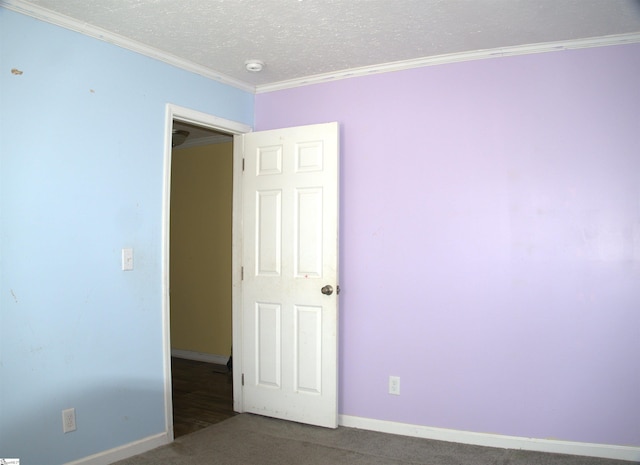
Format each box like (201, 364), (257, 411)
(171, 357), (236, 438)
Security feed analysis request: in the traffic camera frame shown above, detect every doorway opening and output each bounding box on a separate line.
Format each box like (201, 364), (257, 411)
(162, 104), (251, 440)
(170, 120), (234, 437)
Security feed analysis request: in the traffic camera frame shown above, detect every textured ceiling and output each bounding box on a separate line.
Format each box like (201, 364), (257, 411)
(10, 0), (640, 89)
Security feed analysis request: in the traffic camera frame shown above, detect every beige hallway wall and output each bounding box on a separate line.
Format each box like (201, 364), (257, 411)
(170, 141), (233, 357)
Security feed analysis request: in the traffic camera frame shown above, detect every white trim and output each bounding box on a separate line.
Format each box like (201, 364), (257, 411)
(1, 0), (254, 93)
(161, 107), (175, 442)
(171, 349), (229, 365)
(339, 415), (640, 462)
(63, 432), (169, 465)
(4, 0), (640, 96)
(168, 105), (253, 135)
(255, 33), (640, 93)
(162, 103), (251, 443)
(231, 134), (245, 413)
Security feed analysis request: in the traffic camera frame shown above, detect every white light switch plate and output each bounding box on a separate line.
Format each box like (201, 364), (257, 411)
(122, 248), (134, 271)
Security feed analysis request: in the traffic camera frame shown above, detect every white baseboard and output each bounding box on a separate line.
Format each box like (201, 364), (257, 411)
(171, 349), (229, 365)
(64, 432), (169, 465)
(339, 415), (640, 462)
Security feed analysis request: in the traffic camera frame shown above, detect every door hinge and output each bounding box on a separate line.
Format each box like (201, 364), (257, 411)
(242, 373), (245, 386)
(241, 266), (244, 280)
(242, 158), (245, 171)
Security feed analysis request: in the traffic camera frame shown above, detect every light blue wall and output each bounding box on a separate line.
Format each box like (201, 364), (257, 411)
(0, 8), (253, 464)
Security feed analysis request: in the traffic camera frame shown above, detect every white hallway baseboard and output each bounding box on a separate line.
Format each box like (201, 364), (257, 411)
(64, 432), (169, 465)
(339, 415), (640, 463)
(171, 349), (229, 366)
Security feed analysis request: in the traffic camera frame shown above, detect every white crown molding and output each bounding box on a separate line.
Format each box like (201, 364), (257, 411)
(256, 32), (640, 93)
(339, 415), (640, 462)
(5, 1), (639, 97)
(1, 0), (256, 93)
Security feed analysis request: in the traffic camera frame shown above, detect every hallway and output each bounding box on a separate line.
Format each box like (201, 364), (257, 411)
(171, 357), (235, 437)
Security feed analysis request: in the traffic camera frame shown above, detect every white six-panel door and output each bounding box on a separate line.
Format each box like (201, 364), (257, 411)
(240, 122), (339, 428)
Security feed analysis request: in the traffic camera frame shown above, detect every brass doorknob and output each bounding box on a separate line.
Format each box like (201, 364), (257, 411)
(321, 285), (334, 296)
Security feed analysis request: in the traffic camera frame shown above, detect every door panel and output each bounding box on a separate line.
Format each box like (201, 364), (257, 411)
(240, 122), (339, 428)
(295, 187), (323, 277)
(256, 190), (282, 276)
(256, 302), (281, 387)
(295, 304), (322, 393)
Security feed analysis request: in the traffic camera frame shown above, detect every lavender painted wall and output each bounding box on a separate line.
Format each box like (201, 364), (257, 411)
(255, 44), (640, 446)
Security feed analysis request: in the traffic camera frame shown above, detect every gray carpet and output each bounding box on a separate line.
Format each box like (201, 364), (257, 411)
(112, 414), (634, 465)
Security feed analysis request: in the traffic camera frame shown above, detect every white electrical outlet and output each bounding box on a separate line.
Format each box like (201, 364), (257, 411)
(389, 376), (400, 395)
(62, 408), (76, 433)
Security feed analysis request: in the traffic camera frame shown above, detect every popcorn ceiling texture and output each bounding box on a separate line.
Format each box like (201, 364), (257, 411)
(17, 0), (640, 86)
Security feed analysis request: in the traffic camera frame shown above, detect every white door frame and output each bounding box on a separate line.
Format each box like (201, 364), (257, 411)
(161, 103), (251, 439)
